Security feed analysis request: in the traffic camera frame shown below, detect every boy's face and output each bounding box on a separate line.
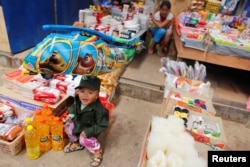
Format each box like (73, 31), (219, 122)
(77, 87), (99, 106)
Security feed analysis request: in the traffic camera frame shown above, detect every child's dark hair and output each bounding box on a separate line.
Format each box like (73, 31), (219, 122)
(160, 0), (171, 10)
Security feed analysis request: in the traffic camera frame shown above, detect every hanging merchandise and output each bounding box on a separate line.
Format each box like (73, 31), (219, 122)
(221, 0), (239, 15)
(205, 0), (222, 14)
(189, 0), (206, 12)
(22, 25), (142, 77)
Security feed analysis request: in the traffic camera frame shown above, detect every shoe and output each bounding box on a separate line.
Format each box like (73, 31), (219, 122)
(90, 149), (103, 167)
(63, 142), (84, 153)
(148, 48), (154, 55)
(158, 51), (165, 57)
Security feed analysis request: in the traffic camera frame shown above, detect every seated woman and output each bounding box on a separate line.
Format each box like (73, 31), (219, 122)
(148, 0), (174, 57)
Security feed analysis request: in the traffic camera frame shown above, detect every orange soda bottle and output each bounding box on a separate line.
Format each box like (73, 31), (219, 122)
(24, 125), (40, 159)
(42, 103), (53, 117)
(36, 118), (51, 152)
(51, 117), (64, 151)
(32, 109), (43, 129)
(45, 109), (54, 130)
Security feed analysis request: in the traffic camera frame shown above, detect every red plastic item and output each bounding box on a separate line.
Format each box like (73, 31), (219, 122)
(100, 100), (114, 119)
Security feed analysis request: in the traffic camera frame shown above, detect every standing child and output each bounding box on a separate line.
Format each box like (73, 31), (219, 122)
(148, 0), (174, 57)
(63, 76), (109, 167)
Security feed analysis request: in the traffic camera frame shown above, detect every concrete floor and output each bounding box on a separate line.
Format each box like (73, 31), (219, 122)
(1, 49), (250, 167)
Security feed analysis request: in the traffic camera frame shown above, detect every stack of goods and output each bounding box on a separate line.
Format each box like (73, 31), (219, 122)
(0, 101), (25, 156)
(23, 105), (64, 159)
(177, 10), (250, 57)
(205, 0), (222, 14)
(177, 11), (208, 42)
(0, 101), (23, 143)
(189, 0), (206, 12)
(98, 67), (124, 101)
(76, 1), (150, 40)
(160, 58), (207, 81)
(2, 69), (62, 105)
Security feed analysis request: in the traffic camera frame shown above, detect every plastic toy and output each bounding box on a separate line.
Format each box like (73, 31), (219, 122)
(22, 25), (142, 76)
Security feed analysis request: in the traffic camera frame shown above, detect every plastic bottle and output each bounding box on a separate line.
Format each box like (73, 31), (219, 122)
(42, 103), (53, 117)
(36, 118), (51, 152)
(23, 117), (32, 128)
(45, 109), (54, 130)
(24, 125), (40, 159)
(51, 117), (64, 151)
(32, 109), (43, 129)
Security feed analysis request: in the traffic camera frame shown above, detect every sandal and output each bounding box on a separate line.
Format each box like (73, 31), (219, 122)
(148, 48), (154, 55)
(63, 142), (84, 153)
(90, 149), (103, 167)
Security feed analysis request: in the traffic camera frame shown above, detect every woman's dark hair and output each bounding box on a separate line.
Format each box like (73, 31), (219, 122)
(160, 0), (171, 10)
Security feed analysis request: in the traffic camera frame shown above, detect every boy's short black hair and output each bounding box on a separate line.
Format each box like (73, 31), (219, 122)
(160, 0), (171, 10)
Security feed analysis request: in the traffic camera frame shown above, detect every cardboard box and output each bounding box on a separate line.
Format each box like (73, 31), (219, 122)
(161, 89), (226, 149)
(186, 111), (227, 149)
(162, 88), (216, 116)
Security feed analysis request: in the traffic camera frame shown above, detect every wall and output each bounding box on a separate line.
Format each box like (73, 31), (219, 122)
(145, 0), (191, 16)
(0, 6), (11, 53)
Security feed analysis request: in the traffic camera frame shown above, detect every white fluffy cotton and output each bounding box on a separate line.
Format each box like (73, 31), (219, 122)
(151, 116), (169, 132)
(147, 150), (167, 167)
(147, 131), (170, 158)
(164, 115), (185, 135)
(146, 116), (205, 167)
(166, 152), (184, 167)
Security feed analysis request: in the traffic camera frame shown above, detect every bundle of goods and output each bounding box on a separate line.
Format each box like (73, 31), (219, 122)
(98, 67), (124, 101)
(0, 101), (16, 123)
(189, 0), (206, 12)
(22, 24), (142, 77)
(139, 116), (206, 167)
(220, 0), (239, 16)
(205, 0), (222, 14)
(165, 88), (216, 116)
(2, 69), (62, 105)
(0, 102), (24, 156)
(160, 58), (213, 98)
(22, 106), (65, 159)
(177, 11), (208, 41)
(0, 123), (23, 142)
(185, 111), (227, 149)
(160, 58), (207, 81)
(77, 1), (150, 39)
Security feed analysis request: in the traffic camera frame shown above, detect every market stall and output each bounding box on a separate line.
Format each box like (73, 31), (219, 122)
(172, 0), (250, 71)
(0, 0), (150, 157)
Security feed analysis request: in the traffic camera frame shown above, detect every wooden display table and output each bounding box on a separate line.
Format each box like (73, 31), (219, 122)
(173, 30), (250, 71)
(0, 86), (73, 116)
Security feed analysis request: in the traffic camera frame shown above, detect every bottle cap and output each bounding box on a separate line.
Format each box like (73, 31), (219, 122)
(27, 125), (34, 131)
(52, 117), (61, 124)
(38, 118), (46, 124)
(25, 117), (32, 123)
(34, 109), (42, 116)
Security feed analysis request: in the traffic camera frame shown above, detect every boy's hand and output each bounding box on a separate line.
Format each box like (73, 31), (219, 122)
(80, 131), (87, 138)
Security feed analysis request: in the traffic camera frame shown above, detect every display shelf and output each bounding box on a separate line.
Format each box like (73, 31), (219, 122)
(173, 30), (250, 71)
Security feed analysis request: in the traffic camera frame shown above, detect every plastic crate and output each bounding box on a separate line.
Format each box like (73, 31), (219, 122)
(179, 23), (207, 39)
(0, 131), (25, 156)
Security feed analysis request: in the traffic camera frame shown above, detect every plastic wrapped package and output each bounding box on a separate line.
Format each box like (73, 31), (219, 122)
(22, 25), (142, 76)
